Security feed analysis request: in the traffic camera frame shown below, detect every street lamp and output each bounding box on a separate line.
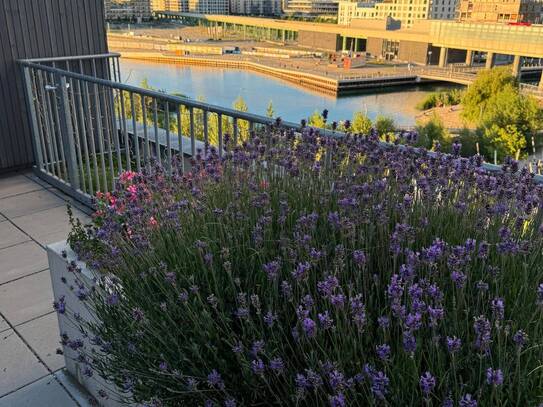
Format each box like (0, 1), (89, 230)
(427, 50), (433, 66)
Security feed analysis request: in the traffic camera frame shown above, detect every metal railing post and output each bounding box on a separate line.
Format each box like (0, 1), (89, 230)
(21, 67), (44, 171)
(55, 73), (80, 190)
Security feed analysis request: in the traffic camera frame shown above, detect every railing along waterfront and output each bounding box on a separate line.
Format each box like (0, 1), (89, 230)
(18, 53), (318, 206)
(18, 54), (543, 207)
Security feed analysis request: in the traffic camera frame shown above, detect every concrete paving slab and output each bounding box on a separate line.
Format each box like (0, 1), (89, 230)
(0, 271), (54, 326)
(0, 329), (49, 397)
(17, 313), (64, 372)
(0, 221), (30, 250)
(0, 241), (47, 285)
(0, 189), (66, 219)
(0, 316), (9, 334)
(11, 206), (90, 247)
(0, 374), (76, 407)
(0, 175), (43, 200)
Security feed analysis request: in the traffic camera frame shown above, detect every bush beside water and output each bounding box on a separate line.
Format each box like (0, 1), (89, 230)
(64, 125), (543, 406)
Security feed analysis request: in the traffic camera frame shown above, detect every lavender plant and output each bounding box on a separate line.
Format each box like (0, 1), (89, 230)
(62, 123), (543, 406)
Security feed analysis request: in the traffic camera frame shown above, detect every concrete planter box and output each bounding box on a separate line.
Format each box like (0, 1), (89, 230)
(47, 241), (131, 407)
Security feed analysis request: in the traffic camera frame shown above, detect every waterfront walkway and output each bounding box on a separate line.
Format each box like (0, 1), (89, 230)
(0, 172), (92, 406)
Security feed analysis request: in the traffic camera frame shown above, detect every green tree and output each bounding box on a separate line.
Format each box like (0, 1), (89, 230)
(415, 114), (451, 150)
(483, 124), (527, 161)
(351, 111), (372, 135)
(233, 96), (249, 141)
(308, 110), (326, 128)
(266, 101), (275, 118)
(461, 67), (519, 124)
(374, 115), (395, 139)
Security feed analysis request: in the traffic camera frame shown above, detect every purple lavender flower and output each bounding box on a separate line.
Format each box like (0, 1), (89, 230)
(318, 311), (334, 330)
(490, 297), (505, 320)
(486, 368), (504, 386)
(537, 283), (543, 306)
(318, 275), (339, 297)
(53, 296), (66, 314)
(403, 331), (417, 353)
(224, 399), (236, 407)
(262, 260), (280, 280)
(473, 316), (492, 353)
(207, 369), (225, 390)
(377, 316), (390, 329)
(419, 371), (436, 397)
(251, 359), (265, 375)
(329, 370), (345, 390)
(353, 250), (366, 267)
(281, 281), (292, 299)
(302, 318), (317, 338)
(159, 361), (168, 371)
(376, 344), (391, 361)
(252, 340), (265, 356)
(329, 393), (346, 407)
(513, 329), (528, 348)
(263, 311), (277, 328)
(269, 357), (285, 373)
(292, 262), (311, 281)
(330, 294), (345, 308)
(370, 371), (389, 400)
(446, 336), (462, 354)
(459, 393), (477, 407)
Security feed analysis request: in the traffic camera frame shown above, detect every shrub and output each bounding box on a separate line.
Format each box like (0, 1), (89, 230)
(65, 126), (543, 406)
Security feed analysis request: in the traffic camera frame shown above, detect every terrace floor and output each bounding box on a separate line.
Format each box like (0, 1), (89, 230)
(0, 171), (93, 406)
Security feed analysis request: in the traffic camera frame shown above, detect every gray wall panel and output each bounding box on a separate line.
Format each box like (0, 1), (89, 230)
(0, 0), (108, 172)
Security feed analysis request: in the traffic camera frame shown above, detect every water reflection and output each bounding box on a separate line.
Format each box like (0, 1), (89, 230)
(120, 59), (458, 126)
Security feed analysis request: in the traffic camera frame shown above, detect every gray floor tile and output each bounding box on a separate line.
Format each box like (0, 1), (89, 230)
(17, 313), (64, 372)
(0, 316), (9, 334)
(0, 241), (47, 285)
(0, 222), (30, 250)
(0, 329), (49, 397)
(0, 175), (43, 200)
(0, 271), (54, 326)
(21, 173), (55, 190)
(0, 189), (66, 219)
(11, 206), (90, 247)
(0, 374), (76, 407)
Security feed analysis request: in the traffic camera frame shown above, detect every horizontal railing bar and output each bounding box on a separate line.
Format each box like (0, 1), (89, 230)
(19, 60), (300, 129)
(18, 53), (121, 64)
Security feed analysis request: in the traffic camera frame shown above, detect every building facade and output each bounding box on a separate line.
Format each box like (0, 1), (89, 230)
(186, 0), (229, 13)
(457, 0), (543, 23)
(105, 0), (152, 20)
(338, 0), (458, 27)
(230, 0), (281, 15)
(151, 0), (188, 12)
(282, 0), (340, 15)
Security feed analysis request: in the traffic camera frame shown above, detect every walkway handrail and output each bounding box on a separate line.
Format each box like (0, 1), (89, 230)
(18, 53), (543, 208)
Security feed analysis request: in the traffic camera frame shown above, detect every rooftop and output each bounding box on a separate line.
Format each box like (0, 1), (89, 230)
(0, 172), (92, 407)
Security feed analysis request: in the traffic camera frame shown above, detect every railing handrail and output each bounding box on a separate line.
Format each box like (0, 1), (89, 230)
(19, 53), (122, 64)
(19, 52), (543, 205)
(19, 57), (316, 135)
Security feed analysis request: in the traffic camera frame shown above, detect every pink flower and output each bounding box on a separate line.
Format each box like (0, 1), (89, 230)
(149, 217), (158, 227)
(119, 171), (137, 184)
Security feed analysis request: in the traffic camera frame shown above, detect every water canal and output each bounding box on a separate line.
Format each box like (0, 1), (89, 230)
(120, 59), (460, 126)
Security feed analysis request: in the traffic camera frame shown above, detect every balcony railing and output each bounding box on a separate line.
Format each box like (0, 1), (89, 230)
(19, 53), (313, 207)
(18, 53), (543, 207)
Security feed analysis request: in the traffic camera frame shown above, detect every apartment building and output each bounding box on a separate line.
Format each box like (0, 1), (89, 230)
(338, 0), (458, 27)
(151, 0), (188, 11)
(457, 0), (543, 23)
(230, 0), (282, 15)
(282, 0), (340, 15)
(184, 0), (229, 13)
(105, 0), (152, 20)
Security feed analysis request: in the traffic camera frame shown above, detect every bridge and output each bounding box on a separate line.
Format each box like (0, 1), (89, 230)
(155, 12), (543, 89)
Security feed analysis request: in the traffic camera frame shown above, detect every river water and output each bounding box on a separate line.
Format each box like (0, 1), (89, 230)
(120, 59), (458, 126)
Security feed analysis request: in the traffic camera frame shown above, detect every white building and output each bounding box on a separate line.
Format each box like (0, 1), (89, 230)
(187, 0), (229, 13)
(230, 0), (281, 15)
(337, 0), (458, 27)
(105, 0), (152, 20)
